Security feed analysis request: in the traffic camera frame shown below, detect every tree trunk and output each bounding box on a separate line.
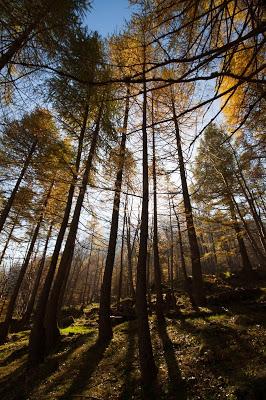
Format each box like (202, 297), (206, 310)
(28, 105), (89, 365)
(173, 208), (188, 280)
(117, 199), (127, 305)
(168, 196), (174, 288)
(135, 56), (157, 385)
(229, 199), (253, 273)
(151, 99), (164, 322)
(0, 140), (37, 234)
(98, 90), (129, 342)
(233, 197), (266, 263)
(44, 107), (101, 353)
(80, 239), (93, 309)
(0, 212), (18, 266)
(0, 23), (36, 72)
(21, 221), (53, 326)
(89, 250), (101, 303)
(0, 1), (55, 72)
(230, 144), (266, 250)
(171, 98), (205, 305)
(0, 181), (53, 343)
(126, 206), (136, 298)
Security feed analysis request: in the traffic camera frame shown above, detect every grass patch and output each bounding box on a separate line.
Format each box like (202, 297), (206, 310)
(60, 324), (94, 336)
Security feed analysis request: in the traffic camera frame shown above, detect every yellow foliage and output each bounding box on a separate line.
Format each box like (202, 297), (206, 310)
(219, 45), (258, 126)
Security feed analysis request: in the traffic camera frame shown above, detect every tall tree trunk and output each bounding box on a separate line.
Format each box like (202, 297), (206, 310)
(171, 98), (205, 305)
(230, 144), (266, 250)
(80, 238), (93, 309)
(0, 1), (55, 72)
(98, 90), (129, 342)
(21, 221), (53, 326)
(151, 99), (164, 322)
(173, 207), (188, 280)
(168, 196), (174, 288)
(229, 199), (253, 273)
(0, 23), (36, 72)
(95, 253), (104, 302)
(28, 105), (89, 365)
(0, 140), (37, 234)
(135, 53), (157, 385)
(66, 257), (83, 306)
(44, 107), (101, 353)
(0, 181), (53, 343)
(89, 250), (101, 303)
(209, 231), (218, 276)
(126, 205), (136, 298)
(0, 212), (18, 266)
(233, 197), (266, 263)
(117, 199), (127, 305)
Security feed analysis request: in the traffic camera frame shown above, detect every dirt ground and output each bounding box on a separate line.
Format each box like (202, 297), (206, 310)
(0, 277), (265, 400)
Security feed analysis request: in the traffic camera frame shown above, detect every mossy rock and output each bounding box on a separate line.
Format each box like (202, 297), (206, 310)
(59, 316), (75, 328)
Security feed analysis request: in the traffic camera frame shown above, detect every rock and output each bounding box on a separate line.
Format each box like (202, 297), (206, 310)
(116, 298), (135, 313)
(59, 316), (74, 328)
(112, 298), (136, 321)
(110, 315), (127, 326)
(60, 307), (83, 319)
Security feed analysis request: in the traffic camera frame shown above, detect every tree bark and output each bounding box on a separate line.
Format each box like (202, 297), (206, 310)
(171, 98), (205, 305)
(28, 105), (89, 364)
(233, 197), (266, 263)
(230, 144), (266, 250)
(125, 205), (136, 298)
(117, 199), (127, 305)
(89, 250), (101, 303)
(135, 51), (157, 385)
(0, 23), (37, 72)
(0, 1), (55, 72)
(173, 207), (188, 280)
(44, 107), (101, 352)
(0, 181), (53, 343)
(98, 90), (129, 342)
(21, 221), (53, 326)
(168, 195), (175, 289)
(80, 239), (93, 309)
(229, 199), (253, 273)
(0, 140), (37, 234)
(151, 98), (164, 322)
(0, 212), (18, 266)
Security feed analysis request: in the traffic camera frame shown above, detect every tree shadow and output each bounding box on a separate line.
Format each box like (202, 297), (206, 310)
(0, 333), (94, 400)
(56, 337), (110, 399)
(156, 318), (187, 400)
(0, 345), (28, 367)
(178, 318), (261, 384)
(119, 321), (137, 400)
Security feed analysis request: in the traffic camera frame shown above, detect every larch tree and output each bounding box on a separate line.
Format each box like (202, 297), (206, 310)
(28, 28), (105, 364)
(193, 123), (253, 274)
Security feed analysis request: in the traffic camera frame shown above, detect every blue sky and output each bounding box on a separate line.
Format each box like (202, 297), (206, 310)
(84, 0), (133, 36)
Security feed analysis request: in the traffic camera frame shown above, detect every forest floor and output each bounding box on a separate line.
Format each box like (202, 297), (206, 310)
(0, 275), (266, 400)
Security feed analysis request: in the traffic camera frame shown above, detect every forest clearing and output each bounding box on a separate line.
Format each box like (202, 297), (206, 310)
(0, 0), (265, 399)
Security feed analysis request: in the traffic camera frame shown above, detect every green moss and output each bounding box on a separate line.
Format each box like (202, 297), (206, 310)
(60, 324), (94, 336)
(207, 314), (228, 322)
